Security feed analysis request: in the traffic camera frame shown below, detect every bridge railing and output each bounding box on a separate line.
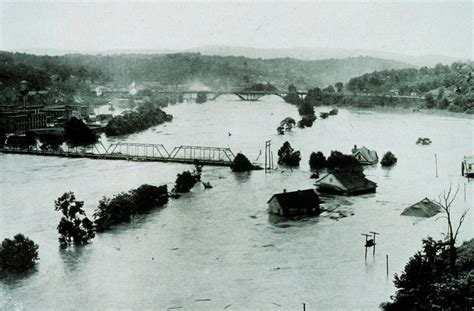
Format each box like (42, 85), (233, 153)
(169, 145), (235, 163)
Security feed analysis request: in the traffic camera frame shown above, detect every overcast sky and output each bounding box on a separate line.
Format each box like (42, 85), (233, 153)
(0, 1), (472, 58)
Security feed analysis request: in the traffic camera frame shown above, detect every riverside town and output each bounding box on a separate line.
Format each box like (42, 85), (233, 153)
(0, 1), (473, 310)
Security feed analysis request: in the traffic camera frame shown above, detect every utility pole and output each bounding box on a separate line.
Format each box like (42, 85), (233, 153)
(265, 140), (271, 172)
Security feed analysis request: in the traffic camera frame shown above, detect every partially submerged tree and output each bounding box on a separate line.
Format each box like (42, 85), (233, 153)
(55, 192), (95, 247)
(173, 171), (200, 193)
(309, 151), (327, 171)
(278, 117), (296, 134)
(381, 151), (398, 167)
(277, 141), (301, 167)
(231, 153), (254, 172)
(326, 150), (363, 173)
(94, 184), (168, 231)
(0, 234), (39, 273)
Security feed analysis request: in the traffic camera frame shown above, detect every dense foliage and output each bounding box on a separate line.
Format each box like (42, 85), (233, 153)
(94, 184), (169, 232)
(231, 153), (254, 172)
(346, 62), (473, 112)
(64, 117), (97, 145)
(309, 151), (327, 171)
(326, 151), (363, 173)
(0, 234), (39, 273)
(54, 192), (95, 247)
(382, 238), (474, 310)
(381, 151), (397, 167)
(243, 83), (277, 92)
(277, 141), (301, 167)
(0, 51), (409, 90)
(104, 102), (173, 136)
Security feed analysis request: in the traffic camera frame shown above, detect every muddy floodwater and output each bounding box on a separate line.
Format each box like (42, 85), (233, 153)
(1, 96), (473, 310)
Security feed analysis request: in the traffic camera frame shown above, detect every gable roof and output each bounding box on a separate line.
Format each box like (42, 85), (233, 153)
(319, 171), (377, 192)
(352, 146), (378, 162)
(267, 189), (321, 210)
(401, 198), (442, 217)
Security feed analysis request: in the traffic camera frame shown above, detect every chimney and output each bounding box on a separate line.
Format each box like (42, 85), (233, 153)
(283, 189), (286, 193)
(354, 145), (357, 150)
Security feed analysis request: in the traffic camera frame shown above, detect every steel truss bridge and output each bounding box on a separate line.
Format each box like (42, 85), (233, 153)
(0, 143), (236, 167)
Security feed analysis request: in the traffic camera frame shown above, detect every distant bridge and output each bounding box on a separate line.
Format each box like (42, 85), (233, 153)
(0, 143), (236, 167)
(92, 88), (307, 101)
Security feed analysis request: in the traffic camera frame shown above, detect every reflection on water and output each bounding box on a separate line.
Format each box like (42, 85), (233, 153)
(1, 97), (473, 310)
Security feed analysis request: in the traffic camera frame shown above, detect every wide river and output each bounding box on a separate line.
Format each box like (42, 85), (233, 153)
(1, 96), (473, 310)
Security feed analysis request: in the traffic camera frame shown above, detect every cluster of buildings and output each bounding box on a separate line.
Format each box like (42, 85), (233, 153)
(0, 81), (92, 134)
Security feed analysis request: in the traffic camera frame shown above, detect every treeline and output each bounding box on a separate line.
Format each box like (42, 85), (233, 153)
(104, 102), (173, 136)
(0, 51), (409, 90)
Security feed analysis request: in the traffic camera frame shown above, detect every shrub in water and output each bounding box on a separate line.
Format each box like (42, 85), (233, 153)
(0, 234), (39, 273)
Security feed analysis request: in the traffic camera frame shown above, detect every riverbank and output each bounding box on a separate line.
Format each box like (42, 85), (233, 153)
(341, 105), (474, 120)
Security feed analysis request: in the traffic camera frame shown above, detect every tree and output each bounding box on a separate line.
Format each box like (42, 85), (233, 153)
(0, 234), (39, 273)
(424, 93), (436, 109)
(231, 153), (254, 172)
(173, 171), (199, 193)
(279, 117), (296, 132)
(382, 238), (474, 310)
(437, 184), (470, 272)
(277, 141), (301, 167)
(93, 184), (168, 232)
(297, 100), (315, 117)
(309, 151), (326, 171)
(64, 117), (97, 145)
(54, 192), (95, 247)
(335, 82), (344, 93)
(326, 151), (363, 173)
(381, 151), (397, 167)
(196, 91), (207, 103)
(0, 127), (5, 147)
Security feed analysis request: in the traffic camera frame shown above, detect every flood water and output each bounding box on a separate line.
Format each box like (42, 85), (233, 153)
(1, 96), (473, 310)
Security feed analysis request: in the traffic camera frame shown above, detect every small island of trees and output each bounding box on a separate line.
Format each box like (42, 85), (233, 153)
(105, 102), (173, 136)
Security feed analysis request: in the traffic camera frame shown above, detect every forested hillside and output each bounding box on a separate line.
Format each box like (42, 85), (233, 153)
(0, 51), (410, 90)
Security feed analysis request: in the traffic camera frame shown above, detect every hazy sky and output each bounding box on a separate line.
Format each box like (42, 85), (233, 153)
(0, 1), (472, 58)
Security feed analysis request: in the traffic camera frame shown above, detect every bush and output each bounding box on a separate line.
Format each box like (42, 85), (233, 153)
(447, 103), (464, 113)
(381, 151), (397, 167)
(94, 184), (168, 232)
(277, 141), (301, 167)
(0, 234), (39, 273)
(231, 153), (254, 172)
(309, 151), (326, 171)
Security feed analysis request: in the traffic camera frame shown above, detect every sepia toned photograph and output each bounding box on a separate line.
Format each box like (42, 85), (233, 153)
(0, 1), (473, 309)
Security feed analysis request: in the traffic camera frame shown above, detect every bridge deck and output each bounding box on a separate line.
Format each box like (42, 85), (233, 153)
(0, 147), (234, 167)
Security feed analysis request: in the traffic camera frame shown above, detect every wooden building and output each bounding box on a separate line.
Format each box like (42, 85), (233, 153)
(401, 198), (441, 217)
(315, 171), (377, 195)
(351, 145), (379, 165)
(267, 189), (322, 217)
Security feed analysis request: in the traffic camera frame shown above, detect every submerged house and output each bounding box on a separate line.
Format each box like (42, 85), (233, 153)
(352, 145), (379, 165)
(401, 198), (442, 217)
(315, 171), (377, 195)
(462, 156), (474, 178)
(267, 189), (322, 217)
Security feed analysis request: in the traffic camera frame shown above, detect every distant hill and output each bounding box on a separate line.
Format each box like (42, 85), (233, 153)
(187, 45), (466, 67)
(0, 51), (412, 90)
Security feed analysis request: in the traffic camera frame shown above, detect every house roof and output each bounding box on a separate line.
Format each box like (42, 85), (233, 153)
(267, 189), (321, 210)
(317, 171), (377, 192)
(352, 146), (378, 162)
(401, 198), (442, 217)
